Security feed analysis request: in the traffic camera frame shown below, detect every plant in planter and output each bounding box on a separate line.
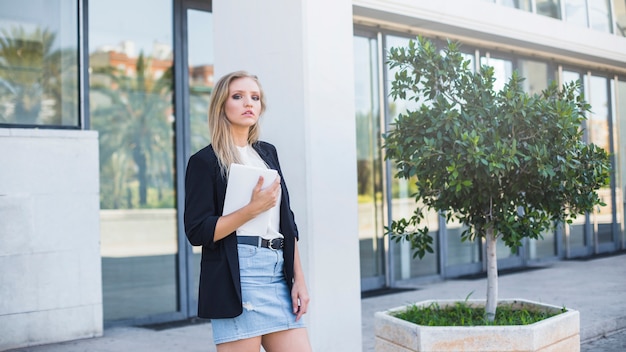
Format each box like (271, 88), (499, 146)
(378, 36), (610, 351)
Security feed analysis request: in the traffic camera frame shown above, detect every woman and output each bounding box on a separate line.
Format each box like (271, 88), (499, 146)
(184, 70), (312, 352)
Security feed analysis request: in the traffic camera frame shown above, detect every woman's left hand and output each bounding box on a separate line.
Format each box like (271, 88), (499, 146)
(291, 279), (310, 322)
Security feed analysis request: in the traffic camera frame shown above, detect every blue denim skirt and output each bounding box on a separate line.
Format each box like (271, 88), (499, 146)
(211, 244), (306, 344)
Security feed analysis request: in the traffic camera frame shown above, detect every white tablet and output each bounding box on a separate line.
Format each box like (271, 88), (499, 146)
(222, 163), (279, 234)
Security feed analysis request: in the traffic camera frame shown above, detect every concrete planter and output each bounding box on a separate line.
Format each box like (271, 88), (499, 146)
(375, 299), (580, 352)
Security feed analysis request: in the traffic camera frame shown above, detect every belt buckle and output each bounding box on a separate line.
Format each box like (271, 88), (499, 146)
(268, 238), (281, 250)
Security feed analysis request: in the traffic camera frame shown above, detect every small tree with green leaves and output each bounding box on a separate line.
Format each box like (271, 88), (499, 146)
(383, 36), (610, 322)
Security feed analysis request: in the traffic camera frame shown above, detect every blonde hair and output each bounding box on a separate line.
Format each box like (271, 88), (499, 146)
(208, 70), (267, 177)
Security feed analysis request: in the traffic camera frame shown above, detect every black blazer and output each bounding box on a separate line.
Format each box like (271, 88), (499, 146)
(184, 141), (299, 319)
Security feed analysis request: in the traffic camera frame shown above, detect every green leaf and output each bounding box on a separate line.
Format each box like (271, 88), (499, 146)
(382, 35), (610, 260)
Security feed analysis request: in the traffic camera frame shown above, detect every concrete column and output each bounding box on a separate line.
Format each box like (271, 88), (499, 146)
(214, 1), (362, 350)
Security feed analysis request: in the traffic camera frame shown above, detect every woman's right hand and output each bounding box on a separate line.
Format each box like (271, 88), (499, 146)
(247, 175), (281, 217)
(213, 175), (281, 241)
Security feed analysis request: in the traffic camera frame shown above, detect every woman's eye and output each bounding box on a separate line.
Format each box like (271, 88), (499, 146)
(252, 96), (260, 101)
(232, 94), (242, 99)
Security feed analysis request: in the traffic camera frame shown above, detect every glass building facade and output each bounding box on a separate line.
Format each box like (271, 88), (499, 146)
(353, 1), (626, 291)
(1, 0), (625, 329)
(87, 0), (214, 324)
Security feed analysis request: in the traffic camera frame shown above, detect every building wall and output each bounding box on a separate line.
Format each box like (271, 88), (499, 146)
(0, 129), (102, 350)
(353, 0), (626, 73)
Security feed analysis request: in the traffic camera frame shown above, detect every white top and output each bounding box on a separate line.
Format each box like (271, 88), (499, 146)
(236, 145), (283, 240)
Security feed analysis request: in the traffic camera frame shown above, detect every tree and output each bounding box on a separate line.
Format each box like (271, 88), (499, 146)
(91, 52), (174, 208)
(0, 26), (74, 125)
(383, 36), (610, 321)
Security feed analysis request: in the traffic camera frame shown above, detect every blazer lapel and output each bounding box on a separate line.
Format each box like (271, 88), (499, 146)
(253, 143), (277, 170)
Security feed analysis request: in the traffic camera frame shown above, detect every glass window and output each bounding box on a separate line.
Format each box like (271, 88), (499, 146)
(0, 0), (79, 127)
(90, 0), (178, 321)
(444, 51), (482, 272)
(616, 0), (626, 37)
(527, 230), (557, 259)
(481, 55), (513, 92)
(518, 59), (557, 259)
(611, 78), (623, 245)
(480, 53), (523, 260)
(386, 35), (439, 280)
(564, 0), (589, 27)
(501, 0), (532, 11)
(187, 9), (213, 155)
(587, 74), (615, 244)
(186, 7), (214, 309)
(616, 79), (626, 246)
(445, 222), (481, 267)
(354, 35), (385, 288)
(588, 0), (612, 32)
(536, 0), (562, 19)
(561, 70), (587, 251)
(517, 59), (550, 95)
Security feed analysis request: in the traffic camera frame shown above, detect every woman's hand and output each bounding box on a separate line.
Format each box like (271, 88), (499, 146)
(291, 242), (309, 322)
(212, 175), (280, 241)
(291, 278), (310, 322)
(247, 175), (281, 216)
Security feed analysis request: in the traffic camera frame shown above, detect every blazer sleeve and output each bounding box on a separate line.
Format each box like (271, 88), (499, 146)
(184, 151), (221, 248)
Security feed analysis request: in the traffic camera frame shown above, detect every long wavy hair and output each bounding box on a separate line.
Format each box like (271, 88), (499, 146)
(208, 70), (267, 178)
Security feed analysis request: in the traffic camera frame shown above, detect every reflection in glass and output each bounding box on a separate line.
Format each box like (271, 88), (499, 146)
(387, 36), (423, 116)
(562, 70), (582, 87)
(519, 59), (557, 258)
(528, 230), (556, 259)
(482, 54), (519, 260)
(390, 189), (439, 280)
(481, 56), (513, 92)
(564, 0), (588, 28)
(501, 0), (532, 11)
(562, 70), (587, 252)
(188, 9), (213, 155)
(617, 80), (626, 245)
(495, 236), (519, 260)
(0, 0), (78, 126)
(354, 35), (385, 282)
(616, 0), (626, 37)
(588, 0), (612, 32)
(90, 0), (178, 321)
(517, 59), (549, 95)
(446, 223), (480, 266)
(587, 75), (614, 244)
(444, 52), (481, 269)
(186, 8), (214, 307)
(610, 78), (623, 245)
(387, 35), (439, 280)
(536, 0), (562, 19)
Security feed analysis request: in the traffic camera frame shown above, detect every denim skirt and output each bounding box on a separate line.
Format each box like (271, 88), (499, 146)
(210, 244), (306, 344)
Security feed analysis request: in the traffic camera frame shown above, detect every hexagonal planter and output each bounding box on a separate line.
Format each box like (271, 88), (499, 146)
(375, 299), (580, 352)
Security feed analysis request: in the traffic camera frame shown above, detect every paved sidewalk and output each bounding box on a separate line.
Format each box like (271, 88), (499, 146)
(580, 328), (626, 352)
(7, 253), (626, 352)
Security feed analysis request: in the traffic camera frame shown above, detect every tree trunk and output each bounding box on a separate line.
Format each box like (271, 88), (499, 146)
(485, 227), (498, 322)
(133, 147), (148, 206)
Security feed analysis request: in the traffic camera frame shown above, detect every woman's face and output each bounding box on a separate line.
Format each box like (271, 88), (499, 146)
(224, 77), (262, 130)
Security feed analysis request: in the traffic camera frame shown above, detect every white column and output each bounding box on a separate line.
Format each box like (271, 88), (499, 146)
(214, 1), (362, 351)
